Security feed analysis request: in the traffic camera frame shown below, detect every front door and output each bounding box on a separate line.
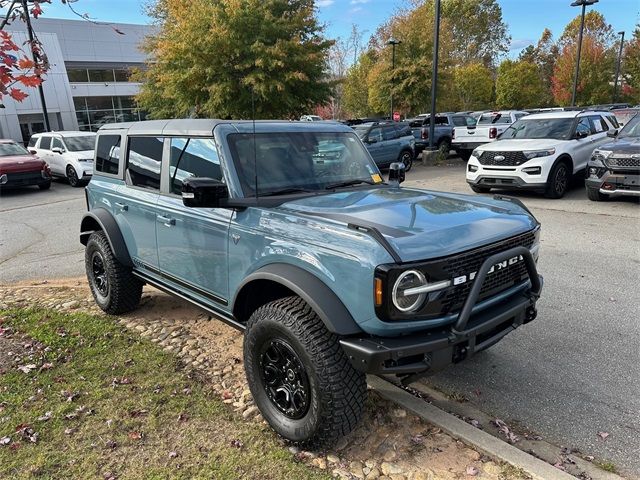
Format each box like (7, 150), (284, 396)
(50, 137), (66, 174)
(156, 137), (231, 303)
(572, 117), (597, 173)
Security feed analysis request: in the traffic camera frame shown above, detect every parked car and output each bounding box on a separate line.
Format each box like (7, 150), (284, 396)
(611, 108), (640, 127)
(300, 115), (323, 122)
(352, 121), (415, 170)
(466, 110), (618, 198)
(408, 113), (476, 155)
(585, 112), (640, 201)
(29, 131), (96, 187)
(81, 118), (543, 447)
(0, 139), (52, 191)
(453, 110), (529, 160)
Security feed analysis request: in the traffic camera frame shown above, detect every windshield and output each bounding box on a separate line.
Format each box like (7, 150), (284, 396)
(0, 142), (30, 157)
(501, 118), (574, 140)
(352, 125), (371, 140)
(227, 131), (382, 197)
(478, 113), (512, 125)
(64, 136), (96, 152)
(618, 113), (640, 139)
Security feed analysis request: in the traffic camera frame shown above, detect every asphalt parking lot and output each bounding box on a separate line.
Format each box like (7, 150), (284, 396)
(1, 163), (639, 476)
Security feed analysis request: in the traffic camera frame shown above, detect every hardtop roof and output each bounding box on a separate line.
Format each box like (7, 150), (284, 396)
(515, 110), (611, 120)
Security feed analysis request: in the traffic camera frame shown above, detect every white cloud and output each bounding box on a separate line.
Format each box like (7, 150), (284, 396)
(509, 38), (534, 51)
(350, 0), (371, 4)
(316, 0), (335, 6)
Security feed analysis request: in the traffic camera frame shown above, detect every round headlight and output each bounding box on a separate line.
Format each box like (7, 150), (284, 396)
(392, 270), (427, 312)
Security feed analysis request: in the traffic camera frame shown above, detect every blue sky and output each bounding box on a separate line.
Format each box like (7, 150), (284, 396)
(29, 0), (640, 58)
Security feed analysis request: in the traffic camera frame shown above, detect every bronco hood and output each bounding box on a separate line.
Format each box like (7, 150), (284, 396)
(280, 187), (538, 263)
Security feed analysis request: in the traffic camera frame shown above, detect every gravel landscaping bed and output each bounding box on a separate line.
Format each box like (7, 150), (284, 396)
(0, 279), (528, 480)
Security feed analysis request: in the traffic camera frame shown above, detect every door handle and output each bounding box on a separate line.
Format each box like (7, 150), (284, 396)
(115, 202), (128, 212)
(157, 215), (175, 226)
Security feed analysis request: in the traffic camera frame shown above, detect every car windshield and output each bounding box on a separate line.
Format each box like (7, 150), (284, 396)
(64, 136), (96, 152)
(500, 118), (574, 140)
(478, 113), (513, 125)
(227, 131), (383, 197)
(0, 142), (29, 157)
(618, 114), (640, 139)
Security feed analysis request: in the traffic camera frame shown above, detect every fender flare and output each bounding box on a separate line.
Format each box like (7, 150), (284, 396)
(234, 263), (363, 336)
(553, 154), (574, 174)
(79, 209), (133, 267)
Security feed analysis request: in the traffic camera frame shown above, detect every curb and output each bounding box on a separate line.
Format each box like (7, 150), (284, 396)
(368, 375), (576, 480)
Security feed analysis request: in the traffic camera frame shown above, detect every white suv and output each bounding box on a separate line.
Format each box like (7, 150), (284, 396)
(28, 131), (96, 187)
(466, 111), (618, 198)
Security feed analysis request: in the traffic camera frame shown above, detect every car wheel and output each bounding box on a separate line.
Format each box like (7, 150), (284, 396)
(544, 161), (570, 199)
(437, 138), (451, 157)
(586, 186), (608, 201)
(38, 181), (51, 190)
(398, 150), (413, 172)
(244, 296), (366, 448)
(85, 231), (143, 314)
(470, 185), (491, 194)
(459, 150), (472, 161)
(66, 165), (81, 187)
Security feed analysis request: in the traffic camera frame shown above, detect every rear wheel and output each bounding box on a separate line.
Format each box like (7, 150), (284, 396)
(458, 150), (472, 161)
(243, 296), (366, 448)
(470, 185), (491, 194)
(398, 150), (414, 172)
(38, 181), (51, 190)
(85, 231), (142, 314)
(544, 161), (570, 199)
(437, 138), (451, 157)
(586, 186), (608, 201)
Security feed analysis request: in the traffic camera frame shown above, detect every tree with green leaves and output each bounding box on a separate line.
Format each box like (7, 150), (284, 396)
(343, 52), (375, 118)
(622, 24), (640, 103)
(450, 62), (494, 110)
(136, 0), (333, 119)
(496, 60), (546, 109)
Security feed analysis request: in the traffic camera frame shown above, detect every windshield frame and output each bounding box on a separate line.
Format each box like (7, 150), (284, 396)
(63, 135), (96, 152)
(226, 130), (384, 198)
(0, 142), (31, 157)
(500, 117), (575, 141)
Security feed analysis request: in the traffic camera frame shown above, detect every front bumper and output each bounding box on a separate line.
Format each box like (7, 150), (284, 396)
(0, 170), (51, 188)
(341, 246), (542, 376)
(466, 153), (553, 191)
(452, 141), (486, 151)
(586, 170), (640, 197)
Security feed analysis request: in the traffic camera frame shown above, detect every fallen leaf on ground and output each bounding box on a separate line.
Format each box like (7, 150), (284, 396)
(230, 439), (244, 448)
(493, 419), (519, 444)
(37, 411), (53, 422)
(64, 427), (76, 435)
(128, 431), (143, 440)
(0, 436), (10, 445)
(553, 462), (566, 471)
(39, 362), (54, 371)
(597, 431), (609, 440)
(17, 364), (36, 373)
(168, 451), (178, 458)
(466, 465), (479, 476)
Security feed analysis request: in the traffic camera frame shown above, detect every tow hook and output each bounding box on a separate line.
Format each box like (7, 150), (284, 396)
(452, 344), (468, 363)
(524, 306), (537, 324)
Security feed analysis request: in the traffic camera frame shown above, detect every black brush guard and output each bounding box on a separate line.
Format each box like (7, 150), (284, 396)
(340, 246), (543, 381)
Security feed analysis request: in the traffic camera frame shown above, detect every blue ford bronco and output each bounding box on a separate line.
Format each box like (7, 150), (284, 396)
(80, 119), (542, 447)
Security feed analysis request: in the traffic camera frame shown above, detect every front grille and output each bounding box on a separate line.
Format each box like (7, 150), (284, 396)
(439, 230), (536, 314)
(479, 151), (527, 166)
(5, 171), (42, 185)
(606, 156), (640, 169)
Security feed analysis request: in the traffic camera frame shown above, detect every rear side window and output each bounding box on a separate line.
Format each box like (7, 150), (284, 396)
(27, 137), (37, 148)
(126, 137), (163, 190)
(39, 136), (52, 149)
(607, 115), (619, 129)
(169, 138), (222, 194)
(588, 115), (608, 133)
(95, 135), (121, 175)
(382, 126), (397, 141)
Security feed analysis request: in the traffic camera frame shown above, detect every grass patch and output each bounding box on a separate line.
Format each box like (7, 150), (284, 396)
(594, 460), (617, 473)
(0, 308), (329, 480)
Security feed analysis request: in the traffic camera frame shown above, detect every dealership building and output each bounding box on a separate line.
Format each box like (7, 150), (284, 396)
(1, 18), (150, 143)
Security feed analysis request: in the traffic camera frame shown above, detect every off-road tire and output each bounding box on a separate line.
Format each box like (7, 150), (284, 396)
(38, 181), (51, 190)
(544, 161), (570, 199)
(85, 231), (142, 314)
(470, 185), (491, 194)
(586, 187), (607, 201)
(243, 296), (367, 448)
(398, 149), (414, 172)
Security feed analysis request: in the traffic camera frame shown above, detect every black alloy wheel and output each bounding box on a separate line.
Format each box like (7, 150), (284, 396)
(67, 165), (80, 187)
(399, 150), (413, 172)
(90, 250), (109, 297)
(545, 162), (569, 198)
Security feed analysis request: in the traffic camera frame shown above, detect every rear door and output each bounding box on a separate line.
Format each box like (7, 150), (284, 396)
(365, 127), (384, 166)
(572, 116), (597, 172)
(155, 137), (231, 303)
(50, 136), (66, 174)
(381, 125), (400, 165)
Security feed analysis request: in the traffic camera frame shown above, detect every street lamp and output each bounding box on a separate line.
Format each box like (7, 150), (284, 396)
(428, 0), (441, 151)
(570, 0), (599, 107)
(387, 37), (401, 121)
(612, 31), (625, 102)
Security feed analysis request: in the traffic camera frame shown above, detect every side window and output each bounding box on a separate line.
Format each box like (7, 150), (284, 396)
(126, 137), (163, 190)
(368, 127), (382, 143)
(382, 126), (398, 141)
(27, 137), (37, 148)
(514, 113), (527, 120)
(39, 136), (52, 150)
(575, 117), (591, 137)
(95, 134), (121, 175)
(452, 116), (467, 127)
(169, 138), (222, 195)
(588, 115), (607, 133)
(52, 138), (65, 151)
(607, 115), (619, 129)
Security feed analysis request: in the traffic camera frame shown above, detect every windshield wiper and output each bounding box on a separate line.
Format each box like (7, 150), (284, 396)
(325, 179), (377, 190)
(259, 188), (314, 197)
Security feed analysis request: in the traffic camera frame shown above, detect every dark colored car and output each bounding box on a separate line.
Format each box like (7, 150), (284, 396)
(585, 112), (640, 201)
(0, 139), (52, 191)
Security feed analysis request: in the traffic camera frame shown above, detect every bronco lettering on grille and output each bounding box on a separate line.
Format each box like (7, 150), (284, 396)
(452, 255), (523, 286)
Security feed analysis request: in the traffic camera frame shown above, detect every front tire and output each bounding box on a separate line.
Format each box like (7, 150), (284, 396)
(243, 296), (366, 448)
(85, 231), (142, 314)
(544, 161), (570, 199)
(586, 186), (607, 201)
(66, 165), (81, 187)
(38, 181), (51, 190)
(398, 150), (414, 172)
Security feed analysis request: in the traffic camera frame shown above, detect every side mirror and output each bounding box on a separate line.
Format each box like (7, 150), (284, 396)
(181, 177), (228, 208)
(607, 129), (618, 138)
(28, 149), (37, 154)
(575, 130), (589, 139)
(51, 147), (64, 154)
(388, 162), (405, 185)
(367, 137), (378, 144)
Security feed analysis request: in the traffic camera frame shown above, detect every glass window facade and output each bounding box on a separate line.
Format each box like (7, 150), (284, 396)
(73, 96), (146, 132)
(66, 67), (135, 83)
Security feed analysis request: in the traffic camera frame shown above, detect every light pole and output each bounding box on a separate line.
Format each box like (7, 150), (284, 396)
(387, 37), (401, 121)
(428, 0), (441, 151)
(570, 0), (598, 107)
(612, 31), (625, 102)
